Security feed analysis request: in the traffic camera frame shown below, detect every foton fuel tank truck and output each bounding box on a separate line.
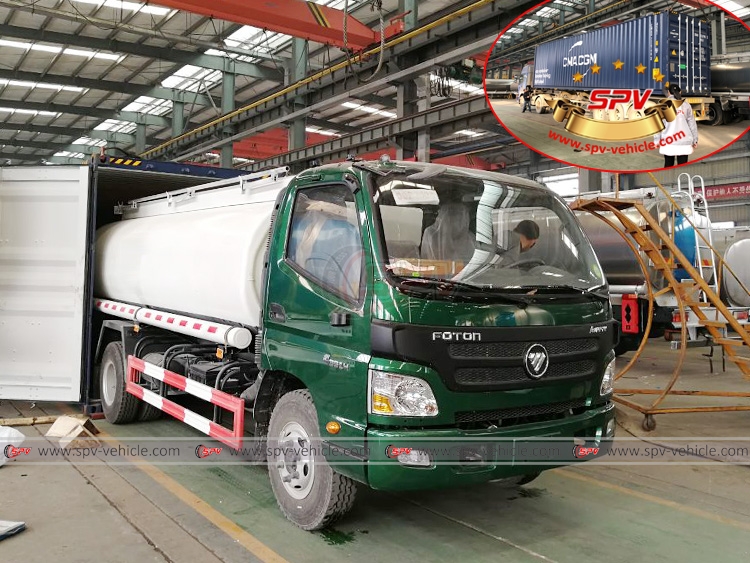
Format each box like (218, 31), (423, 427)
(2, 158), (617, 530)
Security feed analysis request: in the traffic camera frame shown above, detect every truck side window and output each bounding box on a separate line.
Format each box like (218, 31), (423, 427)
(286, 185), (363, 302)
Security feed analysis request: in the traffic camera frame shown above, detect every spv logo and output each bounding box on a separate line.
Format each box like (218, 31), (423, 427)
(385, 445), (412, 459)
(195, 445), (223, 459)
(3, 445), (31, 459)
(588, 89), (653, 111)
(572, 445), (600, 459)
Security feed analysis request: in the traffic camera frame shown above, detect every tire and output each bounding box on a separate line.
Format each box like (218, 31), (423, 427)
(267, 390), (357, 530)
(100, 341), (139, 424)
(707, 102), (724, 126)
(136, 353), (163, 421)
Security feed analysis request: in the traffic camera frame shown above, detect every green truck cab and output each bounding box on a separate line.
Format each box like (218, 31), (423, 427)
(258, 158), (615, 528)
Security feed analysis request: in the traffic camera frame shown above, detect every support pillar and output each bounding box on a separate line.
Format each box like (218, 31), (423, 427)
(135, 123), (146, 154)
(416, 75), (430, 162)
(172, 100), (184, 136)
(288, 37), (308, 161)
(578, 168), (603, 194)
(396, 0), (419, 160)
(396, 79), (417, 159)
(711, 19), (718, 57)
(402, 0), (417, 31)
(220, 71), (235, 168)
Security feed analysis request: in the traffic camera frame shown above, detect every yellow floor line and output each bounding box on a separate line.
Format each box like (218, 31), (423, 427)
(59, 403), (289, 563)
(556, 467), (750, 532)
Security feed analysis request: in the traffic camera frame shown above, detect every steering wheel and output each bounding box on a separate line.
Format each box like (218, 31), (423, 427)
(506, 258), (545, 270)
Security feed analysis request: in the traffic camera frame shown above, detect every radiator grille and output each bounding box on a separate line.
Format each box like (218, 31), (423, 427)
(449, 338), (598, 359)
(455, 398), (589, 424)
(454, 360), (597, 386)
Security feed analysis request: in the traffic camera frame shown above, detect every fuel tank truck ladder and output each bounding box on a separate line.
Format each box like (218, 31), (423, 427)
(571, 183), (750, 431)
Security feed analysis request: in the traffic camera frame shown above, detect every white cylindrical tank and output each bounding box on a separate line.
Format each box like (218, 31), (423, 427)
(723, 239), (750, 307)
(95, 176), (291, 327)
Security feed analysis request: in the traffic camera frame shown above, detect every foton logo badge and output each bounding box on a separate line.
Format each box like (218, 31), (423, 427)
(524, 344), (549, 379)
(432, 332), (481, 341)
(590, 325), (608, 334)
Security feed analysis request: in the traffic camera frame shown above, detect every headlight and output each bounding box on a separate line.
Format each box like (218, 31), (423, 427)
(368, 370), (438, 417)
(600, 356), (615, 396)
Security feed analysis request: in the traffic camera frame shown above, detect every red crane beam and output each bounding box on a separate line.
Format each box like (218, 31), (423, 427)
(150, 0), (382, 50)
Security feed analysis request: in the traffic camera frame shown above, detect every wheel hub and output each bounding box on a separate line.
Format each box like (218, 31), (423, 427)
(275, 421), (315, 500)
(102, 360), (117, 407)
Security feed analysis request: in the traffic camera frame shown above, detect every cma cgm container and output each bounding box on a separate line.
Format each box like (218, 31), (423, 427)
(533, 12), (710, 96)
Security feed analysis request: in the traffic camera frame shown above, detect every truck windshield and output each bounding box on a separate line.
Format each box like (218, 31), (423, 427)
(370, 165), (606, 297)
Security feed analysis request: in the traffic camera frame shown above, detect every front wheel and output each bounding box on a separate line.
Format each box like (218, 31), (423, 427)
(267, 390), (357, 530)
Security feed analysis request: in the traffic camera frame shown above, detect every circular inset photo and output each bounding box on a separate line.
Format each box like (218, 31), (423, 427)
(484, 0), (750, 172)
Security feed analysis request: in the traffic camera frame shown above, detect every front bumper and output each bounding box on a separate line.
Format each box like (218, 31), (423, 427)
(364, 402), (615, 491)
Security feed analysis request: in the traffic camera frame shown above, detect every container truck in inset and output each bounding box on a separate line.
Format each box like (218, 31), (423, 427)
(528, 12), (715, 121)
(0, 157), (617, 530)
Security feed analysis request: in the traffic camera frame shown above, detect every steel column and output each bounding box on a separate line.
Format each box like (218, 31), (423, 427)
(396, 0), (419, 161)
(135, 124), (147, 154)
(288, 37), (308, 170)
(220, 72), (236, 168)
(416, 75), (431, 162)
(172, 100), (185, 136)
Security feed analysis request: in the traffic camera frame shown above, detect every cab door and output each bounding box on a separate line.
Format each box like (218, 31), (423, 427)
(263, 180), (372, 439)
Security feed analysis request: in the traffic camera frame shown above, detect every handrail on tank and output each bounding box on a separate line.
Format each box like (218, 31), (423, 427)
(122, 166), (290, 209)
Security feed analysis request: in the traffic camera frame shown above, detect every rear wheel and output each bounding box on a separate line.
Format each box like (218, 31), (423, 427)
(706, 102), (724, 126)
(267, 390), (357, 530)
(100, 341), (139, 424)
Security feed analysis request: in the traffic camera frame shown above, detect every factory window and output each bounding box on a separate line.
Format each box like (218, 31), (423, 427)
(286, 185), (363, 303)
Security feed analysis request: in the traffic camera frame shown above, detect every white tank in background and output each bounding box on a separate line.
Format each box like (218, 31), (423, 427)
(95, 173), (293, 327)
(722, 239), (750, 307)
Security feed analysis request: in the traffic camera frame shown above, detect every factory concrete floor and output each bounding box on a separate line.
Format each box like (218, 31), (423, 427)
(2, 339), (750, 563)
(490, 98), (749, 171)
